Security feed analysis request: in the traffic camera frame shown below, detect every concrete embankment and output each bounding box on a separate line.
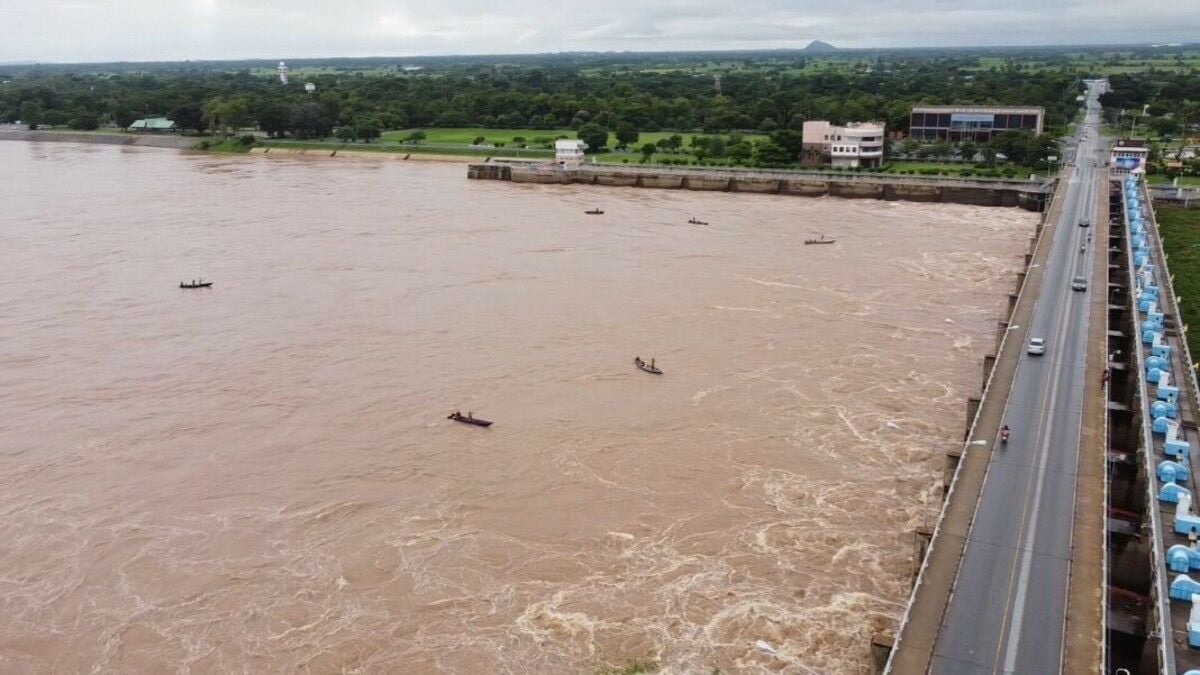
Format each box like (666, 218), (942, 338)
(470, 164), (1054, 211)
(0, 129), (197, 149)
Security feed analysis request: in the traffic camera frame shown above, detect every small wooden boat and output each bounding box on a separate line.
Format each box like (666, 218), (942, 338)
(688, 218), (709, 225)
(584, 208), (604, 215)
(634, 356), (663, 375)
(804, 235), (835, 245)
(448, 411), (493, 427)
(180, 281), (213, 289)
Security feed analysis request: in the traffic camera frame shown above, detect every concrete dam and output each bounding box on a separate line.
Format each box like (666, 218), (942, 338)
(468, 163), (1053, 211)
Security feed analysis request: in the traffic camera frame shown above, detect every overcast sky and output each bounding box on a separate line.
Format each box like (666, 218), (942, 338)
(2, 0), (1196, 63)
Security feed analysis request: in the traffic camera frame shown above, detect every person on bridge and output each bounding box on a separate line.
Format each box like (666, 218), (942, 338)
(1101, 368), (1110, 389)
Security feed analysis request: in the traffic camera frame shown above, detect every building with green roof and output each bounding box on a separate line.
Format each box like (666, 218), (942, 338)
(127, 117), (177, 133)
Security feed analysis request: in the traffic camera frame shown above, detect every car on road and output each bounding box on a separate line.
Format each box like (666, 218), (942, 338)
(1079, 218), (1090, 228)
(1072, 276), (1088, 291)
(1027, 337), (1047, 355)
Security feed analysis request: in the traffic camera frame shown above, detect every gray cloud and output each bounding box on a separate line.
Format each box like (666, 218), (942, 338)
(1, 0), (1196, 62)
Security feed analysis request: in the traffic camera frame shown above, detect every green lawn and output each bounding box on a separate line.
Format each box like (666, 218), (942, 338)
(380, 127), (768, 150)
(260, 137), (553, 158)
(1156, 205), (1200, 358)
(884, 161), (1037, 177)
(1146, 173), (1200, 186)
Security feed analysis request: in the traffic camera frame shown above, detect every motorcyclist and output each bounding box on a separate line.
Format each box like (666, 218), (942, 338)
(1000, 425), (1011, 443)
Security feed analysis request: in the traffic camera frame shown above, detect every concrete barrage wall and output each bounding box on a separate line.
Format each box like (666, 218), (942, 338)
(468, 164), (1052, 211)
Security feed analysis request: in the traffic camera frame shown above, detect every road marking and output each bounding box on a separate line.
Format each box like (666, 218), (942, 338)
(987, 159), (1082, 673)
(999, 119), (1097, 673)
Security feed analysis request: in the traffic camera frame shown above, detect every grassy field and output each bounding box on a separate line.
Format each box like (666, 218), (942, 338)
(962, 51), (1200, 75)
(1146, 173), (1200, 186)
(1156, 205), (1200, 358)
(884, 161), (1037, 177)
(380, 127), (769, 149)
(260, 137), (553, 158)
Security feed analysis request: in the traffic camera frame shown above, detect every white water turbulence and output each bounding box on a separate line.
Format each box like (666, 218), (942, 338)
(0, 141), (1036, 673)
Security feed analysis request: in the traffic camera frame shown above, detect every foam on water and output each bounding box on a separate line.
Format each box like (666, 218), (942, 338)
(0, 142), (1035, 673)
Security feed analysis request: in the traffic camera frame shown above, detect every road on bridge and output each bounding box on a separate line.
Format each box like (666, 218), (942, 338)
(929, 82), (1106, 674)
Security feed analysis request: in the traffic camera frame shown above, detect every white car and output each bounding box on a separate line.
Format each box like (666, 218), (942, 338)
(1028, 337), (1047, 355)
(1072, 276), (1088, 292)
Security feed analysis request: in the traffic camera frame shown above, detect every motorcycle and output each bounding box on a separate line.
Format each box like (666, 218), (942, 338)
(1000, 426), (1011, 445)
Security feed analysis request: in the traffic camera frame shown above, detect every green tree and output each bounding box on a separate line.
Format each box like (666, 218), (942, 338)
(729, 141), (753, 163)
(68, 112), (99, 130)
(957, 141), (978, 162)
(257, 102), (290, 138)
(41, 110), (68, 128)
(355, 119), (382, 143)
(169, 105), (206, 134)
(640, 142), (656, 162)
(112, 105), (137, 130)
(707, 136), (727, 157)
(770, 129), (805, 161)
(577, 123), (608, 152)
(288, 102), (332, 139)
(931, 140), (953, 159)
(335, 126), (355, 142)
(19, 101), (42, 129)
(405, 130), (426, 144)
(204, 96), (251, 135)
(753, 141), (792, 167)
(615, 123), (639, 148)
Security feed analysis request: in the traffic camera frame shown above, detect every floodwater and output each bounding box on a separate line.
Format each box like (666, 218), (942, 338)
(0, 142), (1036, 674)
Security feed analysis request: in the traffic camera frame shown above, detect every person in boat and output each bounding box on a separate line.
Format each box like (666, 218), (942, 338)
(467, 411), (473, 420)
(650, 358), (655, 369)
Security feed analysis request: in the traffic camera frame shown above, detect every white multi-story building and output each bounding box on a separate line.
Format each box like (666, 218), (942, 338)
(1110, 139), (1150, 175)
(801, 121), (886, 168)
(555, 139), (587, 166)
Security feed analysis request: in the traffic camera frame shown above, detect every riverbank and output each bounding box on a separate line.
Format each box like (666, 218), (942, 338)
(249, 146), (501, 163)
(0, 128), (197, 149)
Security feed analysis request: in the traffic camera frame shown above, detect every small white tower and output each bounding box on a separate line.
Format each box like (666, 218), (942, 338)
(304, 82), (316, 95)
(277, 61), (289, 85)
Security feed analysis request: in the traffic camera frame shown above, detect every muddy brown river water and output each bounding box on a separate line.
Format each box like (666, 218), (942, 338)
(0, 142), (1036, 673)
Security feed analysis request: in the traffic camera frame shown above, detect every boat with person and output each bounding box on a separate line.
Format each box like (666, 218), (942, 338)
(180, 280), (213, 289)
(687, 217), (709, 225)
(584, 208), (604, 215)
(448, 411), (493, 427)
(634, 356), (663, 375)
(804, 234), (835, 245)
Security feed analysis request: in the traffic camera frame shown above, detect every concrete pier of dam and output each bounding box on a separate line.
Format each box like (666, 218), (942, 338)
(467, 163), (1054, 211)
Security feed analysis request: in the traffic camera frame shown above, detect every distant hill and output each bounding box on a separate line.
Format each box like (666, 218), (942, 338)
(804, 40), (838, 53)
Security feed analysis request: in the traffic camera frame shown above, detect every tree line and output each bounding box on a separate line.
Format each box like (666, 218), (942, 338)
(1, 56), (1082, 166)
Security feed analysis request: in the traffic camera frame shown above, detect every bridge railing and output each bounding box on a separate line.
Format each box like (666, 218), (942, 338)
(883, 165), (1066, 673)
(1123, 181), (1175, 674)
